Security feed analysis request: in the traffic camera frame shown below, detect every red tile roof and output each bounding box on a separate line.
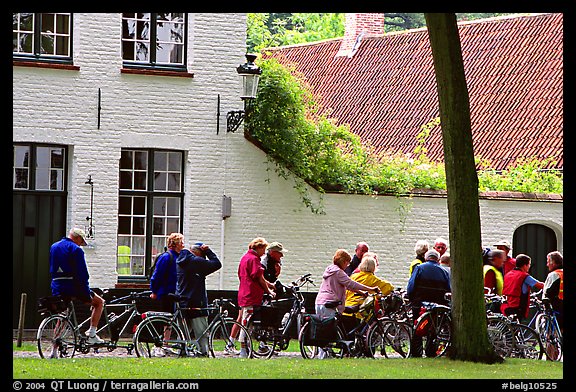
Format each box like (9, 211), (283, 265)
(263, 13), (563, 171)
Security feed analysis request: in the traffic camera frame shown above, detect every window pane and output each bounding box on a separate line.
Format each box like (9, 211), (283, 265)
(51, 148), (64, 168)
(168, 173), (180, 191)
(41, 13), (55, 33)
(13, 145), (30, 168)
(131, 256), (145, 276)
(55, 35), (69, 56)
(122, 40), (134, 61)
(119, 171), (132, 190)
(166, 218), (179, 234)
(134, 151), (148, 170)
(153, 217), (164, 235)
(55, 14), (69, 34)
(40, 34), (55, 55)
(135, 42), (150, 61)
(155, 151), (167, 171)
(118, 196), (131, 215)
(17, 13), (34, 31)
(154, 172), (167, 191)
(167, 197), (180, 216)
(35, 168), (49, 190)
(153, 197), (166, 215)
(133, 171), (147, 190)
(133, 196), (146, 215)
(14, 168), (29, 189)
(152, 236), (165, 255)
(120, 150), (133, 169)
(36, 147), (49, 168)
(118, 216), (131, 234)
(132, 236), (145, 255)
(133, 217), (145, 235)
(50, 169), (63, 190)
(168, 152), (181, 171)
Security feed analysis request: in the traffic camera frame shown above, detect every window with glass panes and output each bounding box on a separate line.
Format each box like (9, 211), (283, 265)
(121, 13), (186, 69)
(13, 144), (66, 191)
(13, 13), (72, 61)
(117, 149), (184, 278)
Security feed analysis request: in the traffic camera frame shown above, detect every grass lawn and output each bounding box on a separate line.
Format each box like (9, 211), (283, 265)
(13, 355), (563, 380)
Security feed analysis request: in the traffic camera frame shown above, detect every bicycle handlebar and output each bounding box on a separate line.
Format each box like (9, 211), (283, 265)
(107, 290), (152, 304)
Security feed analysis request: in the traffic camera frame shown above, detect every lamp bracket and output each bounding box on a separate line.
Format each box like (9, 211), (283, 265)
(226, 110), (245, 133)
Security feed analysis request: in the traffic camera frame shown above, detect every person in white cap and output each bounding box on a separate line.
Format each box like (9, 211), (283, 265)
(49, 227), (105, 344)
(406, 248), (451, 357)
(494, 240), (516, 277)
(261, 241), (287, 286)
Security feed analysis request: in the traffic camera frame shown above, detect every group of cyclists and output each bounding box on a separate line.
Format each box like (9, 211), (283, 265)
(48, 228), (563, 359)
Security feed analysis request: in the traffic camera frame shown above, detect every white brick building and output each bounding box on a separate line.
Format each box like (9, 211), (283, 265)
(13, 13), (562, 328)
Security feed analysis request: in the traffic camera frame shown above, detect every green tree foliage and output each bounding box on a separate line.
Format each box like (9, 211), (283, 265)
(247, 13), (513, 52)
(248, 57), (562, 213)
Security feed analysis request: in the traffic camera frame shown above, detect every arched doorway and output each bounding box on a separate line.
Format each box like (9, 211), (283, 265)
(512, 224), (557, 282)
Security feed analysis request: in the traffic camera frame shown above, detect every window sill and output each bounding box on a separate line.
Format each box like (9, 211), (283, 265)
(13, 60), (80, 71)
(121, 67), (194, 78)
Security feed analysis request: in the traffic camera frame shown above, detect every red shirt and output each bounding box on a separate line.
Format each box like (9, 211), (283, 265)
(237, 249), (266, 307)
(503, 256), (516, 277)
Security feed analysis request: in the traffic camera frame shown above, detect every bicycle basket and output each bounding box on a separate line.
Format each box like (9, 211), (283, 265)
(253, 305), (285, 328)
(305, 314), (339, 346)
(382, 293), (403, 315)
(358, 295), (375, 319)
(37, 296), (67, 314)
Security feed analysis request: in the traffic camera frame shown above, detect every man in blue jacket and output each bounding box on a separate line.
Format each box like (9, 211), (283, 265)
(50, 227), (104, 344)
(407, 248), (451, 357)
(176, 242), (222, 356)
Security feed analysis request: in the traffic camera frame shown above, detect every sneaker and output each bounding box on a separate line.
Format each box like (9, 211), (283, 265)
(224, 343), (240, 355)
(85, 331), (105, 344)
(152, 347), (166, 357)
(239, 348), (249, 358)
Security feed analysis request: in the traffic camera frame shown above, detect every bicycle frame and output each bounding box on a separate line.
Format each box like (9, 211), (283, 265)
(37, 291), (150, 358)
(134, 297), (247, 358)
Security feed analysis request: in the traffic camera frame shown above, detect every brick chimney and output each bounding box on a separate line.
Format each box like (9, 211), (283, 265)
(336, 13), (385, 58)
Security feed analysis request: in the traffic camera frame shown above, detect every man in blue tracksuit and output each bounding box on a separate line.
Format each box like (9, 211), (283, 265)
(407, 248), (451, 357)
(50, 227), (105, 344)
(176, 242), (222, 355)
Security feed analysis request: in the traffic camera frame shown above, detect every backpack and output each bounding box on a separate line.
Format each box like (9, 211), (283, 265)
(148, 248), (174, 280)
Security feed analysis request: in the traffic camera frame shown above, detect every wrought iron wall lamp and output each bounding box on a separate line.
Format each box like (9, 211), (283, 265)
(225, 54), (262, 133)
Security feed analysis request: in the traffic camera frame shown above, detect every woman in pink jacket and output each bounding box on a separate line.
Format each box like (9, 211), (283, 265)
(315, 249), (380, 320)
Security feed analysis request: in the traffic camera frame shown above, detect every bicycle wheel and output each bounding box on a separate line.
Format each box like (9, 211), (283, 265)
(365, 320), (388, 359)
(416, 309), (451, 358)
(298, 320), (345, 359)
(487, 316), (514, 358)
(384, 321), (412, 358)
(510, 324), (543, 360)
(133, 316), (185, 358)
(209, 319), (253, 358)
(536, 314), (562, 361)
(37, 315), (77, 359)
(246, 320), (275, 359)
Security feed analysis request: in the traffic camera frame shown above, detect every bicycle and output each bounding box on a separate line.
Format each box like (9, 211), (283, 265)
(485, 292), (543, 360)
(298, 291), (411, 359)
(370, 290), (412, 358)
(410, 294), (452, 358)
(525, 293), (562, 361)
(36, 290), (151, 359)
(247, 273), (314, 359)
(132, 295), (253, 358)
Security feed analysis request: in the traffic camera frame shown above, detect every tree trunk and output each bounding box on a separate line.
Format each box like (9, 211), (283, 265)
(424, 13), (501, 363)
